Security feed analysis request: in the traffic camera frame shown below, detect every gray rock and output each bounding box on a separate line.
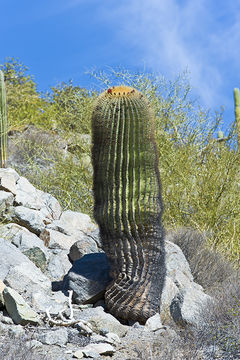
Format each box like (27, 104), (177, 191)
(73, 350), (84, 359)
(22, 247), (47, 272)
(0, 191), (14, 214)
(160, 275), (178, 322)
(38, 191), (62, 221)
(0, 237), (44, 280)
(15, 176), (44, 210)
(173, 269), (199, 289)
(170, 287), (212, 326)
(0, 238), (67, 312)
(105, 332), (121, 345)
(47, 210), (97, 237)
(15, 175), (62, 221)
(81, 343), (115, 356)
(0, 172), (17, 195)
(4, 261), (51, 299)
(47, 251), (72, 280)
(3, 287), (40, 325)
(0, 223), (49, 258)
(8, 324), (25, 337)
(144, 313), (162, 331)
(63, 253), (112, 304)
(12, 206), (46, 235)
(69, 236), (99, 262)
(38, 328), (68, 346)
(25, 340), (43, 350)
(40, 228), (77, 250)
(76, 306), (128, 337)
(160, 239), (211, 325)
(0, 321), (8, 335)
(165, 240), (193, 282)
(0, 279), (5, 308)
(88, 228), (102, 249)
(0, 168), (20, 182)
(94, 299), (106, 308)
(31, 290), (68, 314)
(90, 333), (110, 343)
(0, 313), (14, 324)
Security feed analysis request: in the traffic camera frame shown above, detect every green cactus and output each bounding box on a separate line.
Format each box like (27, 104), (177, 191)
(0, 70), (8, 168)
(234, 88), (240, 151)
(91, 86), (165, 323)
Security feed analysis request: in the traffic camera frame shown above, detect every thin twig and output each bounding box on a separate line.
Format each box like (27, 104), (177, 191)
(68, 290), (74, 320)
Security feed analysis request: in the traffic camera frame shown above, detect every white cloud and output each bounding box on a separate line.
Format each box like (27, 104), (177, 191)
(100, 0), (240, 109)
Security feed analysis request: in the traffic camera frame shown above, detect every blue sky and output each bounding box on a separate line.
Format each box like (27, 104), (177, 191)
(1, 0), (240, 131)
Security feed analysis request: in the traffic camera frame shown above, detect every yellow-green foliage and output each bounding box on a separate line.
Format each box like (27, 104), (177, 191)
(47, 82), (94, 134)
(2, 59), (240, 264)
(1, 58), (50, 130)
(25, 152), (93, 215)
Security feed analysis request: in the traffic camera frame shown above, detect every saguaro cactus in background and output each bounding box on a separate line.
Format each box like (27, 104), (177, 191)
(234, 88), (240, 152)
(91, 86), (165, 323)
(0, 70), (8, 167)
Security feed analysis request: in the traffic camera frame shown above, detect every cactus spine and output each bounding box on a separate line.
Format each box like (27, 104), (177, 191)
(234, 88), (240, 152)
(0, 70), (8, 168)
(91, 86), (165, 323)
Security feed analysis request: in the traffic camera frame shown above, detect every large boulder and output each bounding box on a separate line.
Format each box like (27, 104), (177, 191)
(0, 223), (49, 257)
(160, 239), (208, 324)
(63, 232), (211, 327)
(12, 206), (48, 235)
(0, 237), (67, 313)
(63, 253), (112, 304)
(40, 210), (97, 250)
(170, 287), (212, 326)
(0, 169), (17, 194)
(3, 287), (40, 325)
(69, 234), (99, 263)
(46, 210), (97, 236)
(46, 250), (72, 281)
(0, 169), (62, 235)
(76, 306), (128, 337)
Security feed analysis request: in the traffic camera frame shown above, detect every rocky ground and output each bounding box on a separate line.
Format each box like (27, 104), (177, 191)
(0, 168), (234, 359)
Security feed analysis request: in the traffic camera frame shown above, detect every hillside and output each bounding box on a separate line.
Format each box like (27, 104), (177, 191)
(2, 58), (239, 265)
(0, 58), (240, 359)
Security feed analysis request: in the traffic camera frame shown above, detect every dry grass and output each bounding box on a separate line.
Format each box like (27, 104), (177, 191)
(166, 227), (234, 290)
(163, 227), (240, 359)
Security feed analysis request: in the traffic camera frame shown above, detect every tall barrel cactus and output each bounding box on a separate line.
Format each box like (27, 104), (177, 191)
(0, 70), (8, 168)
(234, 88), (240, 151)
(91, 86), (165, 323)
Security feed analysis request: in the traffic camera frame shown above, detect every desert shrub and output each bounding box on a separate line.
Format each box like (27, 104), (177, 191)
(9, 131), (93, 215)
(190, 273), (240, 359)
(46, 81), (96, 134)
(8, 125), (67, 169)
(164, 227), (240, 359)
(133, 333), (204, 360)
(0, 58), (51, 131)
(31, 153), (93, 214)
(167, 228), (234, 289)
